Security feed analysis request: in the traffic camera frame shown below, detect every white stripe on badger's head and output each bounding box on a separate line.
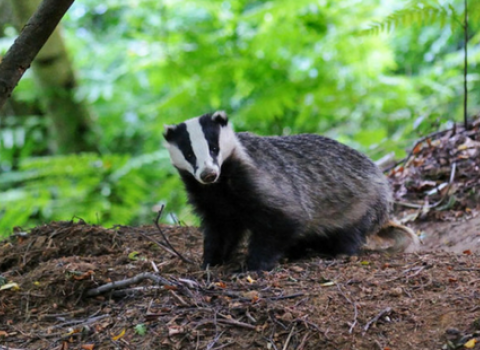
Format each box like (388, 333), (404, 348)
(163, 111), (237, 184)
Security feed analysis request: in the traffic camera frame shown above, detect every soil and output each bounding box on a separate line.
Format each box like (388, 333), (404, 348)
(1, 120), (480, 350)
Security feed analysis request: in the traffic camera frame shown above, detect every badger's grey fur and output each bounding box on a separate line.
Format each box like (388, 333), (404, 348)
(164, 111), (419, 271)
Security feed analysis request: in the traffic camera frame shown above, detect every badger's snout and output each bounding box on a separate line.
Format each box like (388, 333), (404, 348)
(199, 169), (219, 184)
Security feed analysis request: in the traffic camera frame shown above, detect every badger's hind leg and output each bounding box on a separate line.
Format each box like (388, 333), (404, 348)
(202, 221), (246, 268)
(287, 209), (386, 260)
(286, 226), (367, 260)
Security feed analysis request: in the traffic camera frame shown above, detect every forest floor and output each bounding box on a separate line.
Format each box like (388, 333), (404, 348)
(1, 119), (480, 350)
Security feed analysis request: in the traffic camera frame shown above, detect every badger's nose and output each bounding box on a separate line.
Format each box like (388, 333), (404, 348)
(200, 169), (218, 184)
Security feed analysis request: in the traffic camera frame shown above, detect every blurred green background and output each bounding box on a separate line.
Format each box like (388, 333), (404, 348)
(0, 0), (479, 236)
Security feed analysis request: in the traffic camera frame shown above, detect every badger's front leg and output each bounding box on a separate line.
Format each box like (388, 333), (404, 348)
(246, 220), (298, 271)
(201, 221), (246, 268)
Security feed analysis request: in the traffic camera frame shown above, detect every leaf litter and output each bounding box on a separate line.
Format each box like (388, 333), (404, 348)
(389, 116), (480, 222)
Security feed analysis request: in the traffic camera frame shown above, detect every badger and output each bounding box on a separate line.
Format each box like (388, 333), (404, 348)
(163, 111), (419, 271)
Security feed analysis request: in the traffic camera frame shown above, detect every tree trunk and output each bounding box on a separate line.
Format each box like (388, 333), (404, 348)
(9, 0), (97, 154)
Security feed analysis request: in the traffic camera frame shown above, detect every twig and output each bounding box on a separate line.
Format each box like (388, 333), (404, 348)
(383, 129), (452, 173)
(151, 260), (159, 273)
(211, 343), (234, 350)
(394, 161), (456, 210)
(269, 292), (305, 301)
(39, 308), (88, 320)
(265, 335), (279, 350)
(463, 0), (469, 131)
(336, 284), (358, 334)
(49, 314), (110, 330)
(282, 325), (296, 350)
(170, 290), (189, 306)
(85, 272), (174, 297)
(297, 331), (311, 350)
(110, 286), (164, 298)
(216, 317), (257, 330)
(138, 231), (178, 258)
(363, 307), (392, 334)
(206, 330), (224, 350)
(153, 205), (194, 264)
(349, 303), (358, 334)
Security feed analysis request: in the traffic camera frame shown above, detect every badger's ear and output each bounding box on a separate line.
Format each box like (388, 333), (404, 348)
(212, 111), (228, 126)
(163, 124), (176, 141)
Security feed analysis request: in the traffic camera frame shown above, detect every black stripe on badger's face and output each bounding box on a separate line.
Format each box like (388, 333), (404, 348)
(164, 111), (233, 184)
(170, 123), (198, 173)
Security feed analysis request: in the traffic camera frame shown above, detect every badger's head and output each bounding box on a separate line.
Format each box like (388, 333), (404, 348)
(163, 111), (237, 185)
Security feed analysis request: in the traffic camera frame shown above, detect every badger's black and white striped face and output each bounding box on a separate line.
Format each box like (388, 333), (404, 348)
(163, 111), (237, 184)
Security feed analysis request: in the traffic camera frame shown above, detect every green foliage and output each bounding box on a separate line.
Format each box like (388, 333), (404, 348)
(1, 0), (479, 235)
(0, 151), (192, 234)
(134, 323), (147, 336)
(365, 0), (480, 35)
(365, 1), (458, 35)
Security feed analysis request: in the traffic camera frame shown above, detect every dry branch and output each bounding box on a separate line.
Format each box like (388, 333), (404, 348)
(0, 0), (75, 109)
(153, 205), (195, 264)
(363, 307), (392, 334)
(85, 272), (174, 297)
(336, 283), (358, 334)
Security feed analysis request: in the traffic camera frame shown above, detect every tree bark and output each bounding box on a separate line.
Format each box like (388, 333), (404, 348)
(0, 0), (96, 153)
(0, 0), (75, 108)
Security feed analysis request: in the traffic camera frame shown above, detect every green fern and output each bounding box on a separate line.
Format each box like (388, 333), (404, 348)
(363, 1), (462, 35)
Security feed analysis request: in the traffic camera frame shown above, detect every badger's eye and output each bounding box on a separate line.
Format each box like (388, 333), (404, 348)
(210, 145), (218, 153)
(185, 153), (194, 160)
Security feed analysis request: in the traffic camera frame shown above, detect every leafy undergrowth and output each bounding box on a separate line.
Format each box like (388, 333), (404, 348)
(0, 221), (479, 350)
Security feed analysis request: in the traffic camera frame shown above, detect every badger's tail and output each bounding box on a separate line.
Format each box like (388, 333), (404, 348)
(363, 220), (421, 254)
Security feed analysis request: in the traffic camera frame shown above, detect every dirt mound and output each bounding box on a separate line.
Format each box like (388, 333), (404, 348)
(1, 221), (479, 350)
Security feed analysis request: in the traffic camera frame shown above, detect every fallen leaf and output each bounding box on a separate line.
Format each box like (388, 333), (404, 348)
(246, 275), (256, 283)
(81, 344), (95, 350)
(128, 251), (140, 260)
(291, 265), (304, 272)
(134, 324), (147, 336)
(279, 312), (293, 322)
(168, 325), (184, 336)
(164, 285), (178, 290)
(319, 281), (335, 287)
(464, 338), (477, 348)
(413, 142), (423, 154)
(111, 328), (125, 341)
(72, 270), (94, 281)
(242, 290), (259, 300)
(463, 250), (472, 255)
(215, 281), (226, 289)
(0, 282), (20, 291)
(412, 158), (425, 167)
(389, 287), (403, 297)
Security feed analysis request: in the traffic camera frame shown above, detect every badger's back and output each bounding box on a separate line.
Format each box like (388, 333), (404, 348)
(236, 132), (391, 234)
